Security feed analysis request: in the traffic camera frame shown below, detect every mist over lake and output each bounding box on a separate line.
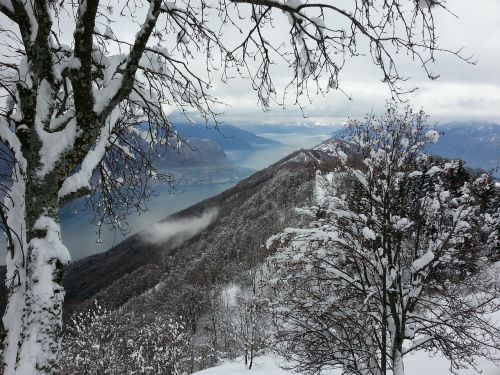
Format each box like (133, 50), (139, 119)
(60, 131), (331, 262)
(226, 132), (331, 170)
(60, 183), (235, 262)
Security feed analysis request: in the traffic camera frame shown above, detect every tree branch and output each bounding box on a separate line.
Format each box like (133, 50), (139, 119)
(0, 0), (16, 22)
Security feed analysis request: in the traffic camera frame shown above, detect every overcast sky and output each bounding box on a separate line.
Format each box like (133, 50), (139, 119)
(2, 0), (499, 126)
(172, 0), (500, 128)
(210, 0), (500, 126)
(48, 0), (500, 126)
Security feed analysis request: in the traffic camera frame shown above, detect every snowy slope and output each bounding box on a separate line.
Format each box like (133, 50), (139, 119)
(192, 356), (291, 375)
(193, 347), (500, 375)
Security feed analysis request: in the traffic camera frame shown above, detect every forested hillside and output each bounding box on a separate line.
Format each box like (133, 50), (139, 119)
(1, 125), (498, 375)
(0, 146), (336, 318)
(53, 145), (342, 373)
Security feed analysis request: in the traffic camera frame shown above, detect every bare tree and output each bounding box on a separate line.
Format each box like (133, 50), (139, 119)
(267, 105), (500, 375)
(0, 0), (469, 372)
(218, 270), (268, 369)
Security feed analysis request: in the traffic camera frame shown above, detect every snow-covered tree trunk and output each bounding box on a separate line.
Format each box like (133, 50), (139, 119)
(0, 0), (162, 370)
(2, 163), (27, 375)
(15, 213), (69, 374)
(2, 84), (71, 373)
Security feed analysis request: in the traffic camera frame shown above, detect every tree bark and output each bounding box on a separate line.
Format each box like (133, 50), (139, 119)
(3, 164), (70, 374)
(2, 167), (28, 374)
(392, 349), (405, 375)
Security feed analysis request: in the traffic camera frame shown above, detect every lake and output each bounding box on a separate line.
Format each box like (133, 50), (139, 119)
(61, 183), (235, 261)
(226, 133), (330, 170)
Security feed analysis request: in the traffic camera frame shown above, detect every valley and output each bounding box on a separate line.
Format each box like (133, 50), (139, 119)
(58, 125), (331, 262)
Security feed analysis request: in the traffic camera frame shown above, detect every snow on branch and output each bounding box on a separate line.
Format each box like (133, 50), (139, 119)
(0, 118), (26, 172)
(267, 104), (500, 375)
(223, 0), (472, 107)
(58, 108), (120, 199)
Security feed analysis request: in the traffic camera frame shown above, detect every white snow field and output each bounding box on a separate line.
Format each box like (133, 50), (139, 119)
(193, 351), (500, 375)
(193, 295), (500, 375)
(192, 356), (290, 375)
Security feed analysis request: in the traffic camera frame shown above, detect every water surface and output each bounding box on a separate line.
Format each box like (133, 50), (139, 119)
(61, 183), (234, 261)
(226, 133), (330, 170)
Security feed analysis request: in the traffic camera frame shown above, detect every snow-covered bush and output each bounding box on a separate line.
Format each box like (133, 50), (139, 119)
(57, 301), (190, 374)
(267, 105), (500, 375)
(57, 302), (118, 374)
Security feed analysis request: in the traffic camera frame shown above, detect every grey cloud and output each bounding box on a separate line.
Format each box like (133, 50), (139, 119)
(209, 0), (500, 124)
(3, 0), (497, 124)
(141, 208), (218, 245)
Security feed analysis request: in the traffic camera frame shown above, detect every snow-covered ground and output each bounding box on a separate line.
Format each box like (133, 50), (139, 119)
(193, 298), (500, 375)
(193, 356), (289, 375)
(193, 352), (500, 375)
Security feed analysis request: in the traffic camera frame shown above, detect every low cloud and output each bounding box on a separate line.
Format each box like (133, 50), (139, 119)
(141, 208), (219, 246)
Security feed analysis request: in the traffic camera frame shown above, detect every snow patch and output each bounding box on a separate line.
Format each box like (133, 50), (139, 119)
(426, 166), (441, 175)
(32, 216), (70, 263)
(193, 349), (500, 375)
(408, 171), (423, 178)
(193, 355), (292, 375)
(35, 80), (80, 177)
(412, 251), (434, 271)
(314, 171), (336, 205)
(58, 107), (120, 198)
(362, 226), (376, 240)
(425, 130), (439, 144)
(221, 284), (241, 307)
(393, 218), (412, 231)
(286, 0), (303, 9)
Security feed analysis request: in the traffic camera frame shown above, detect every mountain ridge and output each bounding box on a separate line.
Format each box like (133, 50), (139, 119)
(430, 121), (500, 175)
(169, 122), (282, 150)
(60, 146), (336, 316)
(331, 120), (500, 176)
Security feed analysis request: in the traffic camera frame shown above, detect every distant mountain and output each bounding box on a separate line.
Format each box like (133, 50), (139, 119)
(430, 121), (500, 175)
(332, 120), (500, 176)
(172, 122), (281, 150)
(158, 138), (229, 168)
(155, 138), (253, 185)
(57, 138), (254, 222)
(239, 123), (340, 136)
